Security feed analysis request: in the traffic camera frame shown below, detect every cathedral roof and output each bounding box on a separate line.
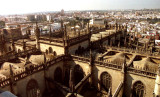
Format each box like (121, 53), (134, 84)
(104, 52), (130, 64)
(133, 57), (158, 70)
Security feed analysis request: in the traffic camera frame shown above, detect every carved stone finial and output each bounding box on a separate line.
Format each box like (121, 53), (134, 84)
(9, 64), (13, 77)
(44, 53), (46, 63)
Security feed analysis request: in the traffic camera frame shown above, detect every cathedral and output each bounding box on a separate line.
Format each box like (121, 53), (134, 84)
(0, 20), (160, 97)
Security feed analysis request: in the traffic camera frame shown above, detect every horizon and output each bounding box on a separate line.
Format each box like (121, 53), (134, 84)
(0, 0), (160, 15)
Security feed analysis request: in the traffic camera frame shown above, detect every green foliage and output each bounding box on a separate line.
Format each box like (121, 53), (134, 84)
(0, 21), (5, 27)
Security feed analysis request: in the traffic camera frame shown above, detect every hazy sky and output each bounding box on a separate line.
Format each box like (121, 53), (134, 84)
(0, 0), (160, 15)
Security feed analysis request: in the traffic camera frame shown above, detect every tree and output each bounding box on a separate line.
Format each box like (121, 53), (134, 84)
(0, 21), (5, 27)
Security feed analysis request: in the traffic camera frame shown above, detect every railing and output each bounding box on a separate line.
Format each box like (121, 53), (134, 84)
(39, 37), (63, 43)
(68, 34), (89, 46)
(0, 55), (65, 88)
(0, 78), (10, 87)
(70, 55), (90, 62)
(94, 60), (122, 70)
(92, 30), (122, 43)
(0, 48), (38, 63)
(70, 55), (157, 77)
(106, 46), (160, 57)
(127, 67), (156, 77)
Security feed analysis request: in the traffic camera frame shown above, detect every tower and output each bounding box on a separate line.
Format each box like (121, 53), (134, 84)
(35, 22), (40, 50)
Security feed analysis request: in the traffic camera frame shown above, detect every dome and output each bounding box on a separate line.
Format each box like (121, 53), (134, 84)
(133, 57), (158, 70)
(29, 54), (54, 65)
(104, 52), (129, 64)
(0, 62), (25, 76)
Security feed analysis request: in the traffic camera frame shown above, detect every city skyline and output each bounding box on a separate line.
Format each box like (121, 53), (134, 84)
(0, 0), (160, 15)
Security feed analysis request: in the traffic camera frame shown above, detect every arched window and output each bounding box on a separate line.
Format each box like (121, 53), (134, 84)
(64, 69), (70, 87)
(26, 79), (41, 97)
(74, 65), (84, 85)
(46, 49), (48, 54)
(132, 81), (145, 97)
(53, 51), (57, 56)
(54, 67), (62, 83)
(100, 72), (112, 93)
(49, 47), (53, 53)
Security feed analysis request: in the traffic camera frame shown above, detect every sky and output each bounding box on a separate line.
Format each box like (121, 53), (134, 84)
(0, 0), (160, 15)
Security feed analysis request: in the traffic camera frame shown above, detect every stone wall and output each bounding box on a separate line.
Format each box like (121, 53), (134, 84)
(124, 73), (155, 97)
(0, 55), (64, 97)
(69, 40), (89, 54)
(40, 43), (64, 55)
(93, 65), (122, 95)
(67, 60), (90, 76)
(15, 71), (45, 97)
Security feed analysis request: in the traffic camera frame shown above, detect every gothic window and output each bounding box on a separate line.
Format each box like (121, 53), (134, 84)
(26, 79), (41, 97)
(100, 72), (112, 93)
(74, 65), (84, 85)
(132, 81), (145, 97)
(54, 67), (62, 83)
(49, 47), (53, 53)
(53, 51), (57, 56)
(46, 49), (48, 54)
(64, 69), (70, 87)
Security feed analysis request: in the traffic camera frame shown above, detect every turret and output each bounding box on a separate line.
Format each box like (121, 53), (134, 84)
(22, 39), (26, 51)
(61, 19), (63, 31)
(35, 22), (40, 50)
(87, 21), (90, 34)
(49, 26), (52, 43)
(64, 24), (68, 40)
(69, 67), (75, 92)
(11, 38), (15, 52)
(74, 21), (76, 35)
(9, 64), (14, 93)
(105, 20), (108, 30)
(63, 24), (69, 55)
(121, 56), (126, 76)
(0, 33), (6, 55)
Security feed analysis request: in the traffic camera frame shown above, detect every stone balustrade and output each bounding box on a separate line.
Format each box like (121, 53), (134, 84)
(0, 47), (38, 64)
(0, 55), (65, 88)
